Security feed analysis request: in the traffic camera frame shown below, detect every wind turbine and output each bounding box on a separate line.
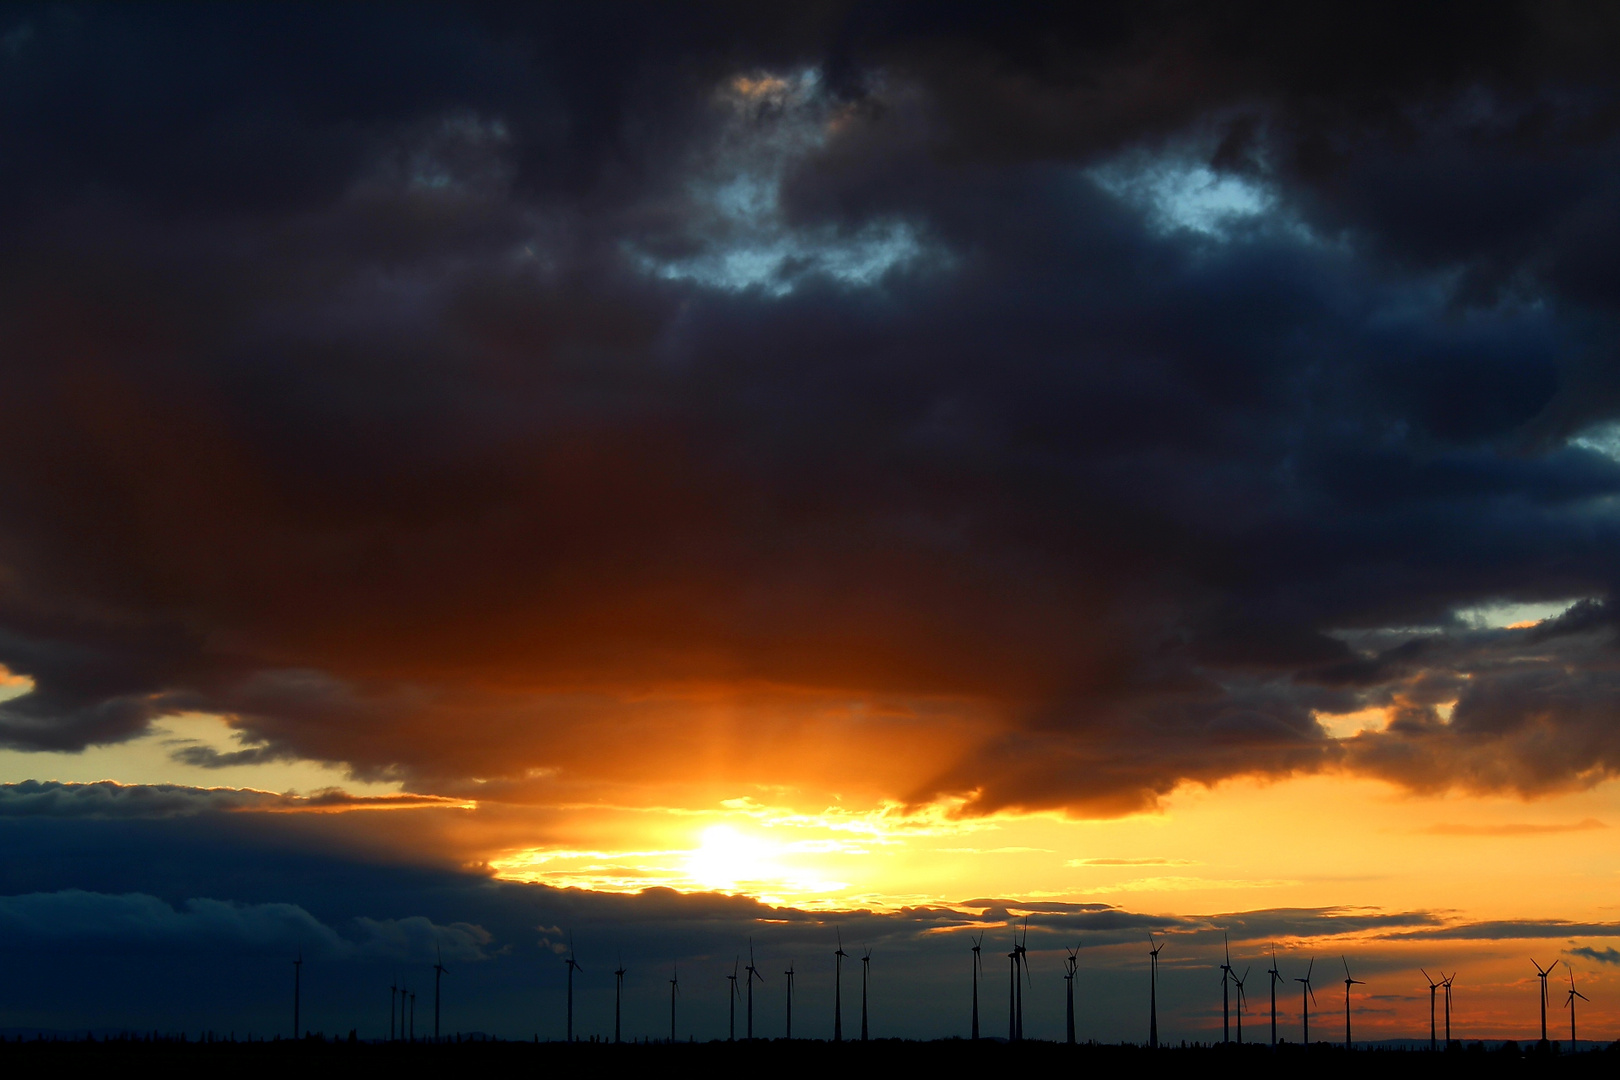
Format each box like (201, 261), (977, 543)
(1563, 962), (1587, 1052)
(727, 959), (740, 1041)
(745, 941), (765, 1039)
(1148, 935), (1164, 1049)
(970, 931), (983, 1041)
(1266, 947), (1282, 1048)
(1010, 917), (1030, 1041)
(860, 948), (872, 1041)
(784, 962), (796, 1040)
(433, 944), (447, 1043)
(1421, 969), (1439, 1051)
(291, 952), (304, 1036)
(1295, 958), (1316, 1045)
(1341, 956), (1362, 1050)
(1233, 965), (1250, 1045)
(564, 938), (583, 1043)
(389, 976), (397, 1042)
(614, 956), (626, 1044)
(1220, 933), (1233, 1044)
(1441, 972), (1454, 1044)
(409, 987), (416, 1041)
(669, 966), (679, 1044)
(1533, 958), (1557, 1046)
(1064, 946), (1079, 1045)
(834, 931), (847, 1042)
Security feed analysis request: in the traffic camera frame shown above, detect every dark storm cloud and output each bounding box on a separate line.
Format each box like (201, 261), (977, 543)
(1, 3), (1620, 811)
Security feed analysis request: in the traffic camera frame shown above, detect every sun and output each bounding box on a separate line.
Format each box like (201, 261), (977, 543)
(685, 825), (779, 891)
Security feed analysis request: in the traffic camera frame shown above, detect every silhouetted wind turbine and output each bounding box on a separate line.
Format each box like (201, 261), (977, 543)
(1148, 935), (1164, 1049)
(1563, 962), (1586, 1052)
(1233, 965), (1249, 1045)
(291, 952), (304, 1036)
(727, 958), (740, 1041)
(1533, 958), (1557, 1046)
(1064, 945), (1079, 1045)
(389, 974), (397, 1042)
(614, 956), (626, 1044)
(1266, 947), (1282, 1048)
(669, 966), (679, 1043)
(565, 938), (583, 1043)
(1220, 933), (1233, 1044)
(434, 944), (447, 1042)
(970, 931), (983, 1041)
(834, 931), (847, 1042)
(1421, 969), (1439, 1051)
(1295, 958), (1316, 1045)
(409, 987), (416, 1041)
(784, 962), (795, 1040)
(1010, 917), (1029, 1041)
(1445, 965), (1458, 1042)
(745, 941), (764, 1039)
(860, 948), (872, 1041)
(1341, 957), (1362, 1049)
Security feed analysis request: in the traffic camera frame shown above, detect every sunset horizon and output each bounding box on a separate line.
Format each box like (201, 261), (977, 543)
(4, 0), (1620, 1052)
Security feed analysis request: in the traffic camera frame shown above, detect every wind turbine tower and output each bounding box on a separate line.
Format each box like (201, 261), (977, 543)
(292, 952), (302, 1039)
(1341, 956), (1362, 1050)
(1533, 958), (1557, 1046)
(970, 932), (983, 1041)
(1220, 933), (1233, 1044)
(669, 966), (679, 1044)
(860, 949), (872, 1041)
(1563, 962), (1587, 1052)
(1233, 965), (1249, 1044)
(565, 940), (583, 1043)
(1295, 958), (1316, 1046)
(1064, 946), (1078, 1045)
(1267, 948), (1282, 1048)
(1148, 935), (1164, 1049)
(433, 945), (447, 1042)
(834, 931), (847, 1042)
(614, 957), (626, 1044)
(1422, 969), (1439, 1051)
(1441, 972), (1454, 1044)
(389, 976), (397, 1042)
(784, 963), (796, 1040)
(745, 942), (764, 1039)
(409, 988), (416, 1041)
(727, 959), (740, 1041)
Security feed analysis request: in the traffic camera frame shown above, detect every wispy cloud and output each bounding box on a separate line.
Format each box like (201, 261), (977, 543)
(1080, 876), (1297, 894)
(1067, 857), (1200, 867)
(1385, 920), (1620, 941)
(1417, 818), (1606, 837)
(1570, 946), (1620, 965)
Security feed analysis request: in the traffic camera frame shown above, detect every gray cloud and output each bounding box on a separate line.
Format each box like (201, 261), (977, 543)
(0, 780), (464, 818)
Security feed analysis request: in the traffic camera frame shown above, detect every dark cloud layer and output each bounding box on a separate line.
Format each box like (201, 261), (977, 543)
(2, 4), (1620, 812)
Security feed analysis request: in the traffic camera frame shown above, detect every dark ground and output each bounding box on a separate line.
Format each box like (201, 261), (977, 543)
(3, 1037), (1618, 1077)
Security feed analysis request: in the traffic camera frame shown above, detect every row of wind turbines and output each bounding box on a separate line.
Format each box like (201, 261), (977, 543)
(560, 933), (875, 1043)
(1147, 934), (1592, 1053)
(290, 931), (1595, 1047)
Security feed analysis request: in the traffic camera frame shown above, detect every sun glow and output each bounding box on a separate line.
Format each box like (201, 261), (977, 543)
(686, 825), (778, 890)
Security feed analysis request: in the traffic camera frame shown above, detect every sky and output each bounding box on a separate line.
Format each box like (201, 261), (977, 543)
(3, 0), (1620, 1046)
